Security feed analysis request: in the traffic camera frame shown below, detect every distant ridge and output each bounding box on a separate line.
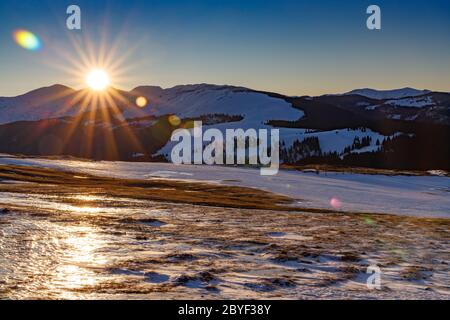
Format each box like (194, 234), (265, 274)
(345, 87), (431, 100)
(0, 84), (75, 99)
(0, 83), (448, 126)
(0, 83), (448, 168)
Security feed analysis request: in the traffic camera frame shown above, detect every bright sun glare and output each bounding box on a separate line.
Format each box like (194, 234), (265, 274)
(86, 69), (110, 91)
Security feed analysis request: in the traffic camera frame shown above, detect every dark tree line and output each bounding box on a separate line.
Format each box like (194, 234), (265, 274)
(281, 137), (322, 163)
(343, 136), (373, 154)
(294, 133), (449, 170)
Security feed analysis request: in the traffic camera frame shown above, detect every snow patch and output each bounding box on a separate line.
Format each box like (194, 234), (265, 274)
(385, 96), (434, 108)
(0, 156), (448, 218)
(346, 88), (431, 100)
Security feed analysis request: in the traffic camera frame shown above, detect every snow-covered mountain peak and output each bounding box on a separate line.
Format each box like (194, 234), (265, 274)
(346, 87), (431, 100)
(125, 83), (301, 124)
(3, 84), (75, 100)
(0, 84), (447, 127)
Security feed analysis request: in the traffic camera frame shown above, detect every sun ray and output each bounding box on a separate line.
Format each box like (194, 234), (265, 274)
(82, 93), (100, 158)
(98, 94), (119, 160)
(61, 91), (94, 148)
(39, 24), (151, 160)
(103, 91), (145, 154)
(33, 86), (76, 107)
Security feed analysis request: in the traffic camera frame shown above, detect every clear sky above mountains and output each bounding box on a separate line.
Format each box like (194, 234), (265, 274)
(0, 0), (449, 96)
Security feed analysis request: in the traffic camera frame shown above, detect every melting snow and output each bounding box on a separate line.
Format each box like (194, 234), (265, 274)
(0, 156), (448, 218)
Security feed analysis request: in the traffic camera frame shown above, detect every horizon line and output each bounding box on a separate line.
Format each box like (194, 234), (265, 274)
(1, 83), (448, 99)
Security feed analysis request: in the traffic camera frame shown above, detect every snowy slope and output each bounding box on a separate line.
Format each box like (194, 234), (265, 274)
(0, 84), (443, 126)
(157, 124), (389, 161)
(126, 84), (303, 123)
(0, 84), (303, 126)
(0, 83), (395, 160)
(127, 85), (395, 160)
(385, 95), (435, 108)
(0, 85), (79, 124)
(279, 128), (386, 154)
(0, 84), (439, 162)
(1, 155), (448, 217)
(346, 88), (431, 100)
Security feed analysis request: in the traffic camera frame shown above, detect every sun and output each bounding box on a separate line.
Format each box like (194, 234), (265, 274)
(86, 69), (110, 91)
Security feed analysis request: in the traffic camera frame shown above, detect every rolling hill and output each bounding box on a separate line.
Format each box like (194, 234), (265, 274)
(0, 84), (448, 169)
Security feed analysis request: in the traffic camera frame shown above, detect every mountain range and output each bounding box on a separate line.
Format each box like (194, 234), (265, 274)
(344, 87), (431, 100)
(0, 84), (448, 169)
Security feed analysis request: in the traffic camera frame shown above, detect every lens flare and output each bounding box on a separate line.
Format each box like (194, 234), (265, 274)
(136, 96), (148, 108)
(364, 217), (375, 225)
(168, 115), (181, 126)
(330, 197), (342, 210)
(13, 29), (41, 51)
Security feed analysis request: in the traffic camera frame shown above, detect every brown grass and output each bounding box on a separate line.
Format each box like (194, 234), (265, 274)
(280, 164), (448, 177)
(0, 165), (300, 211)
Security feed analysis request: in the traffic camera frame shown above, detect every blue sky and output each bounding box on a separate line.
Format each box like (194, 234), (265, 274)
(0, 0), (449, 96)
